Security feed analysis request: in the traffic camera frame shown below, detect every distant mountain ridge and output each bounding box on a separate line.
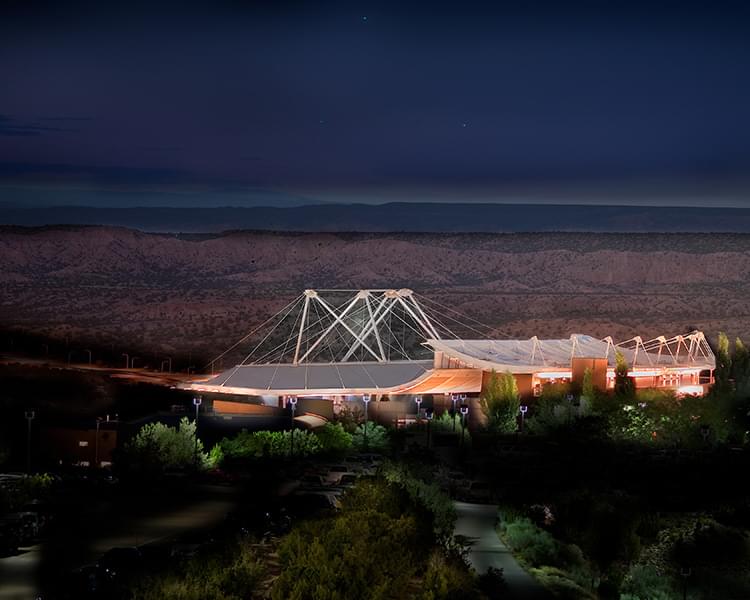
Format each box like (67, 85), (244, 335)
(3, 203), (750, 233)
(2, 226), (750, 361)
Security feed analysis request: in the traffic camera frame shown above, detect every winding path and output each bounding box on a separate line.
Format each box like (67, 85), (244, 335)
(453, 501), (552, 600)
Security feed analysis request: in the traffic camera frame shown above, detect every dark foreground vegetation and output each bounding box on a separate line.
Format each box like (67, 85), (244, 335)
(2, 331), (750, 599)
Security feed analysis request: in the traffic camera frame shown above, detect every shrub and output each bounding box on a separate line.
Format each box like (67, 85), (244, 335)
(503, 518), (561, 567)
(431, 411), (460, 433)
(220, 429), (322, 459)
(123, 417), (209, 473)
(528, 566), (596, 600)
(420, 549), (482, 599)
(133, 538), (265, 600)
(620, 565), (674, 600)
(314, 422), (353, 454)
(205, 444), (224, 469)
(352, 421), (390, 452)
(272, 480), (431, 600)
(382, 462), (457, 542)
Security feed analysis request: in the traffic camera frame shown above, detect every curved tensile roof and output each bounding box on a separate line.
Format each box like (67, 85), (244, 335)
(426, 331), (715, 374)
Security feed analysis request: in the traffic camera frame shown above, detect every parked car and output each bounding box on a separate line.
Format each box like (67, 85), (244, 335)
(287, 490), (342, 515)
(297, 473), (327, 489)
(337, 473), (358, 487)
(0, 521), (20, 556)
(1, 512), (40, 545)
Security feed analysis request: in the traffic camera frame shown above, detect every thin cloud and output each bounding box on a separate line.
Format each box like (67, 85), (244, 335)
(37, 116), (94, 122)
(0, 114), (79, 136)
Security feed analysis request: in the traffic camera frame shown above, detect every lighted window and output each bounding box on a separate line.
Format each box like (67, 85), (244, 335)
(78, 440), (89, 447)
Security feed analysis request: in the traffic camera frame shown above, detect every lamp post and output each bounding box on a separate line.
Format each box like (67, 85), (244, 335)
(95, 417), (103, 469)
(450, 394), (458, 431)
(460, 404), (469, 451)
(519, 405), (528, 432)
(25, 410), (35, 474)
(414, 395), (423, 421)
(680, 567), (691, 600)
(425, 407), (434, 449)
(94, 415), (117, 469)
(288, 396), (298, 456)
(362, 394), (371, 450)
(193, 395), (202, 469)
(84, 349), (92, 365)
(122, 353), (129, 368)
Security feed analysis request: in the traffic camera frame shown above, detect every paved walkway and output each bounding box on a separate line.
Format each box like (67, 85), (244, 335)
(453, 501), (552, 600)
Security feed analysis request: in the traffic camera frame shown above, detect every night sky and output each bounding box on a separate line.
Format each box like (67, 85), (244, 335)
(1, 1), (749, 208)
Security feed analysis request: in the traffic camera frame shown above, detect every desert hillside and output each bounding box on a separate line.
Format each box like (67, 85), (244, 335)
(1, 226), (748, 366)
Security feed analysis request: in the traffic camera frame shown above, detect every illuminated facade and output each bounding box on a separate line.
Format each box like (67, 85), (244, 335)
(185, 289), (715, 408)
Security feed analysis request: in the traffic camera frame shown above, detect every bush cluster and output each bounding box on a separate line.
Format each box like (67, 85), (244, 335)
(219, 421), (391, 461)
(133, 538), (266, 600)
(121, 417), (221, 474)
(271, 478), (481, 600)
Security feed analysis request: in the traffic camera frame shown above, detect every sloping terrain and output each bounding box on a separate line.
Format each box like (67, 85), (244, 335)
(1, 226), (748, 365)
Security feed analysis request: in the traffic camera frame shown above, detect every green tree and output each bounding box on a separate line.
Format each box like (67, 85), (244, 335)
(581, 367), (595, 401)
(430, 411), (458, 432)
(614, 351), (635, 400)
(334, 404), (364, 433)
(480, 370), (520, 432)
(733, 337), (750, 398)
(713, 331), (732, 396)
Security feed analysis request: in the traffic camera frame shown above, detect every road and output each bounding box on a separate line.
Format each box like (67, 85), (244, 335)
(0, 484), (238, 600)
(453, 501), (552, 600)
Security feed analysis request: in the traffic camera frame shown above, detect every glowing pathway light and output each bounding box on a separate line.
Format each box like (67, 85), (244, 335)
(425, 407), (434, 448)
(362, 394), (372, 449)
(450, 394), (459, 431)
(288, 396), (298, 456)
(193, 396), (202, 469)
(519, 404), (528, 432)
(460, 403), (469, 450)
(25, 410), (35, 473)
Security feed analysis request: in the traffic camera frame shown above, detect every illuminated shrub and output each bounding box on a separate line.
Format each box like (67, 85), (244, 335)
(314, 422), (353, 454)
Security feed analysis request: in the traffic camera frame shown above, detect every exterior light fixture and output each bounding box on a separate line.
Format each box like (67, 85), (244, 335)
(362, 394), (372, 449)
(450, 394), (459, 431)
(24, 410), (35, 473)
(192, 396), (202, 469)
(425, 407), (434, 449)
(288, 396), (298, 455)
(459, 403), (469, 450)
(519, 404), (528, 432)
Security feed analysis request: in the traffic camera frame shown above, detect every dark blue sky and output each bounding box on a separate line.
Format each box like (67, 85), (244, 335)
(1, 1), (749, 207)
